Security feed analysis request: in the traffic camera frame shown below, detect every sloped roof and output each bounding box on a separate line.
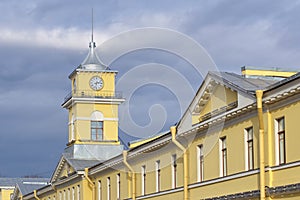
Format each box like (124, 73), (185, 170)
(64, 156), (100, 171)
(0, 178), (48, 188)
(209, 71), (278, 93)
(17, 179), (49, 195)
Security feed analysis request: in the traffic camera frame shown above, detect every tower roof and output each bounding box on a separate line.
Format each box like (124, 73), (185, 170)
(81, 41), (107, 70)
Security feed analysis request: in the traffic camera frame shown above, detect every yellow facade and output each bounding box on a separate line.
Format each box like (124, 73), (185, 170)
(0, 188), (14, 200)
(20, 43), (300, 200)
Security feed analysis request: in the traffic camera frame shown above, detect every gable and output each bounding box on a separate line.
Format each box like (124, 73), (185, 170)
(192, 84), (237, 125)
(51, 157), (75, 183)
(177, 72), (256, 135)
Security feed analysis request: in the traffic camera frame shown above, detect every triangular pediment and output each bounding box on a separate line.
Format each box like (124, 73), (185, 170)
(192, 82), (238, 125)
(50, 156), (76, 183)
(177, 72), (256, 134)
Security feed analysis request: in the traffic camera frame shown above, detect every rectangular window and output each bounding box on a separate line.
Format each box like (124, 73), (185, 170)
(141, 165), (146, 195)
(98, 181), (101, 200)
(245, 127), (254, 170)
(117, 174), (120, 200)
(91, 121), (103, 141)
(277, 117), (286, 164)
(220, 137), (227, 176)
(107, 177), (111, 200)
(72, 187), (75, 200)
(68, 188), (70, 200)
(197, 144), (204, 182)
(155, 160), (161, 192)
(77, 185), (80, 200)
(171, 154), (177, 188)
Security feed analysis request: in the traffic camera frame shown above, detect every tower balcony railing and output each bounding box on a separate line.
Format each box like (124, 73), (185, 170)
(64, 90), (123, 102)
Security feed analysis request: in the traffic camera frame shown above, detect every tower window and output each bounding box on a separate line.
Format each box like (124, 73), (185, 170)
(91, 121), (103, 141)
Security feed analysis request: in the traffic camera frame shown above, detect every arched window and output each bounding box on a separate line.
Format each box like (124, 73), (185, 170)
(91, 111), (104, 141)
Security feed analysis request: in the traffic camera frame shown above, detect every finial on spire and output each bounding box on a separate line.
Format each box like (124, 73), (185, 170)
(92, 8), (94, 43)
(89, 8), (96, 48)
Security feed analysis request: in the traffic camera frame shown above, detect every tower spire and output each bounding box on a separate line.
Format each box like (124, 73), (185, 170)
(81, 8), (107, 70)
(91, 8), (94, 43)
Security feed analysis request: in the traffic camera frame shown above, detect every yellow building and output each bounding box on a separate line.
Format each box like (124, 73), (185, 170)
(17, 36), (300, 200)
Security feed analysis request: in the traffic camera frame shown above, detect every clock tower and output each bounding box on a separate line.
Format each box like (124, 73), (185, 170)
(61, 37), (125, 161)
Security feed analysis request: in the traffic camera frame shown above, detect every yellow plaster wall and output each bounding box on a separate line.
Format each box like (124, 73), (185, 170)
(189, 173), (259, 199)
(72, 71), (116, 92)
(269, 100), (300, 166)
(69, 104), (119, 142)
(190, 116), (259, 183)
(1, 189), (14, 200)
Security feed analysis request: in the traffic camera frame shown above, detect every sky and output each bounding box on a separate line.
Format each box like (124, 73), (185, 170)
(0, 0), (300, 177)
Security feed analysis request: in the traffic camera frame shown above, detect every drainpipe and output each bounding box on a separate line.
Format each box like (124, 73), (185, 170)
(256, 90), (265, 200)
(33, 190), (40, 200)
(123, 151), (136, 200)
(85, 168), (95, 200)
(171, 126), (189, 200)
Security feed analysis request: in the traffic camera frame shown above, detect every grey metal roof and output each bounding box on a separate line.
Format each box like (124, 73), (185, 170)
(66, 157), (100, 171)
(0, 178), (20, 187)
(16, 179), (49, 195)
(80, 41), (107, 70)
(209, 71), (278, 93)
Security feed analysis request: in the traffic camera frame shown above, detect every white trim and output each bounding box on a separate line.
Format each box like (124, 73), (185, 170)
(98, 180), (101, 200)
(155, 160), (160, 192)
(116, 174), (120, 199)
(219, 138), (222, 177)
(171, 154), (177, 189)
(267, 160), (300, 172)
(91, 111), (104, 121)
(141, 165), (146, 195)
(73, 117), (119, 122)
(274, 118), (279, 165)
(197, 144), (204, 182)
(0, 186), (15, 189)
(135, 187), (183, 200)
(77, 185), (80, 200)
(107, 177), (110, 200)
(244, 128), (248, 171)
(189, 169), (259, 189)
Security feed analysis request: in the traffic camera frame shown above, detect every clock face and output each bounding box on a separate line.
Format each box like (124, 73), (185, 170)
(89, 76), (104, 91)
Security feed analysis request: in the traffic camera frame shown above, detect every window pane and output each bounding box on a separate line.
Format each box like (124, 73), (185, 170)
(247, 128), (253, 140)
(278, 118), (285, 131)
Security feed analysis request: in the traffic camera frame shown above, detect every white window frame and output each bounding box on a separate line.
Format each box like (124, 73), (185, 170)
(197, 144), (204, 182)
(98, 181), (101, 200)
(77, 185), (80, 200)
(244, 127), (254, 170)
(107, 177), (111, 200)
(219, 137), (227, 177)
(275, 117), (286, 165)
(171, 154), (177, 188)
(72, 187), (75, 200)
(155, 160), (160, 192)
(141, 165), (146, 195)
(117, 174), (120, 200)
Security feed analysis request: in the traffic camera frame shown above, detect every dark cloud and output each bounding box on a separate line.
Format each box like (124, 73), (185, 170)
(0, 0), (299, 177)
